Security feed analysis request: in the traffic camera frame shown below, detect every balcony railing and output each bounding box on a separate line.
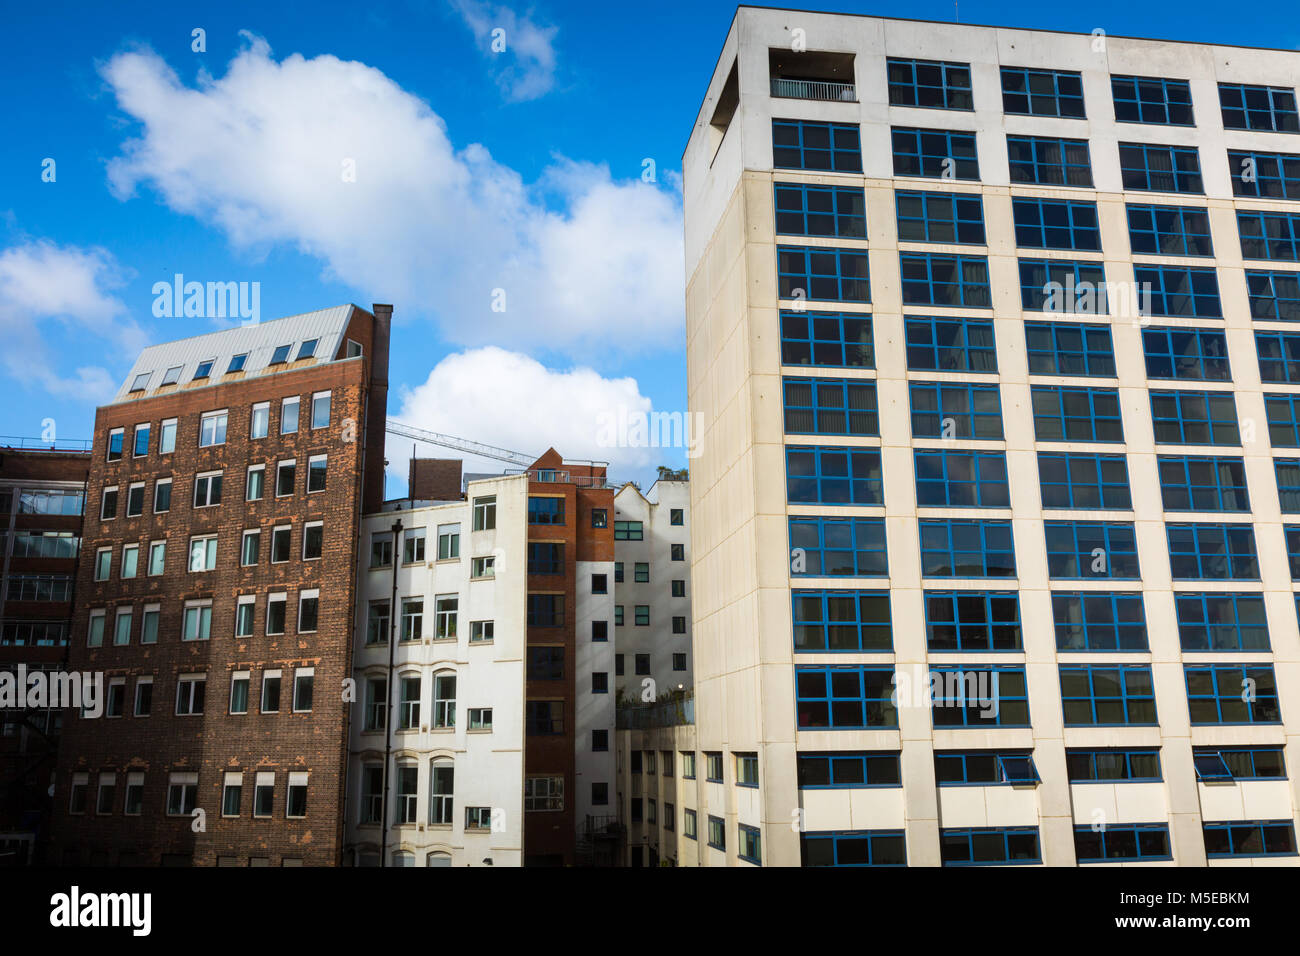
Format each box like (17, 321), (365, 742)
(770, 78), (857, 102)
(617, 690), (694, 730)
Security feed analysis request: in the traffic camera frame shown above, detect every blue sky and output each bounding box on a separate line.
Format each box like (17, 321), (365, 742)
(2, 0), (1296, 486)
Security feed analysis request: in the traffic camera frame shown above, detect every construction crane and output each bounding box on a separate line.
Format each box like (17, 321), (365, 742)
(384, 418), (537, 467)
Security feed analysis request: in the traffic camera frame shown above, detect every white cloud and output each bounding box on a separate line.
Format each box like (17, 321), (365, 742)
(0, 240), (140, 403)
(448, 0), (559, 102)
(101, 36), (684, 358)
(391, 346), (664, 484)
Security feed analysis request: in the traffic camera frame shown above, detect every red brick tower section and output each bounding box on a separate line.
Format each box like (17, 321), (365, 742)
(523, 449), (612, 865)
(49, 303), (389, 866)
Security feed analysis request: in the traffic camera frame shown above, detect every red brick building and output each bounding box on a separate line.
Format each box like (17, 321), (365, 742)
(48, 303), (390, 866)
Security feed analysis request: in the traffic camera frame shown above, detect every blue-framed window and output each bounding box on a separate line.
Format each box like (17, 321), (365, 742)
(780, 312), (873, 368)
(1127, 204), (1213, 257)
(774, 183), (866, 238)
(1157, 456), (1249, 511)
(914, 449), (1009, 507)
(930, 666), (1029, 726)
(785, 445), (882, 505)
(777, 246), (870, 302)
(1142, 327), (1229, 380)
(1066, 749), (1161, 781)
(1134, 266), (1222, 318)
(887, 58), (973, 110)
(1075, 824), (1172, 863)
(1060, 664), (1157, 725)
(527, 541), (564, 574)
(1006, 135), (1093, 187)
(895, 190), (984, 244)
(935, 752), (1039, 785)
(527, 496), (565, 525)
(1150, 390), (1239, 446)
(891, 127), (979, 180)
(924, 591), (1021, 651)
(1012, 198), (1100, 251)
(1019, 259), (1108, 314)
(904, 315), (996, 371)
(1052, 592), (1148, 651)
(1186, 664), (1280, 723)
(526, 593), (564, 627)
(1246, 270), (1300, 322)
(940, 827), (1040, 866)
(801, 830), (906, 867)
(1031, 386), (1123, 443)
(1256, 331), (1300, 382)
(1038, 453), (1132, 510)
(909, 382), (1003, 439)
(1111, 75), (1194, 126)
(1001, 67), (1085, 118)
(1238, 210), (1300, 261)
(1219, 83), (1300, 133)
(794, 665), (897, 729)
(1193, 747), (1286, 781)
(789, 517), (888, 577)
(1276, 459), (1300, 512)
(1167, 523), (1259, 579)
(791, 590), (892, 651)
(1228, 150), (1300, 201)
(919, 519), (1016, 577)
(899, 253), (991, 307)
(1175, 593), (1270, 651)
(782, 377), (878, 436)
(1288, 526), (1300, 578)
(1119, 143), (1203, 193)
(1266, 393), (1300, 446)
(738, 824), (761, 864)
(1044, 521), (1139, 579)
(772, 119), (862, 172)
(1203, 821), (1297, 858)
(1024, 321), (1115, 377)
(797, 753), (901, 789)
(706, 815), (725, 850)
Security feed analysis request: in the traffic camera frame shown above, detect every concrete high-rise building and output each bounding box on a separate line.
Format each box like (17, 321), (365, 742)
(683, 8), (1300, 866)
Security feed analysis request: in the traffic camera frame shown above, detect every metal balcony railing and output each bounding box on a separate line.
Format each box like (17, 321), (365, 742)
(770, 78), (857, 102)
(617, 691), (695, 730)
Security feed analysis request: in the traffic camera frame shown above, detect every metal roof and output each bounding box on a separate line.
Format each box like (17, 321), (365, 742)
(111, 305), (364, 403)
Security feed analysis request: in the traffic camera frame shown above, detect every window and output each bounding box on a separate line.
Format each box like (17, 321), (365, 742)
(431, 673), (455, 728)
(1193, 747), (1285, 781)
(674, 650), (687, 668)
(923, 591), (1020, 651)
(122, 483), (143, 517)
(1038, 453), (1131, 509)
(145, 479), (170, 517)
(1135, 266), (1222, 318)
(431, 523), (458, 559)
(930, 666), (1029, 726)
(310, 391), (330, 428)
(1168, 523), (1258, 579)
(802, 830), (906, 867)
(1067, 749), (1161, 782)
(1012, 198), (1100, 250)
(370, 532), (393, 568)
(465, 807), (492, 830)
(528, 542), (563, 574)
(1231, 148), (1300, 200)
(364, 680), (386, 731)
(1006, 135), (1093, 187)
(1257, 331), (1300, 382)
(1203, 821), (1296, 858)
(193, 359), (214, 380)
(301, 521), (323, 560)
(524, 776), (564, 811)
(899, 253), (990, 307)
(634, 651), (650, 673)
(1075, 824), (1171, 863)
(705, 753), (724, 781)
(292, 667), (314, 712)
(94, 547), (111, 581)
(774, 183), (866, 238)
(117, 547), (140, 583)
(591, 573), (607, 595)
(1119, 142), (1202, 193)
(470, 555), (493, 578)
(1001, 67), (1085, 117)
(794, 665), (897, 729)
(1052, 592), (1147, 651)
(891, 127), (978, 180)
(592, 729), (609, 752)
(167, 773), (199, 816)
(159, 418), (176, 454)
(780, 312), (874, 369)
(430, 763), (454, 823)
(788, 516), (888, 577)
(681, 752), (696, 779)
(241, 529), (260, 566)
(160, 365), (183, 386)
(904, 315), (995, 372)
(797, 752), (901, 789)
(918, 519), (1015, 578)
(634, 606), (649, 626)
(229, 671), (250, 714)
(275, 460), (296, 497)
(140, 604), (159, 644)
(175, 675), (206, 716)
(671, 579), (685, 597)
(1127, 204), (1213, 256)
(887, 57), (971, 109)
(1219, 82), (1299, 132)
(1142, 328), (1229, 381)
(738, 824), (762, 864)
(1151, 390), (1239, 445)
(940, 827), (1041, 866)
(193, 470), (222, 507)
(736, 753), (759, 787)
(472, 495), (496, 531)
(255, 669), (281, 714)
(227, 352), (247, 373)
(934, 752), (1040, 785)
(1045, 521), (1139, 579)
(307, 455), (326, 492)
(591, 508), (607, 528)
(1158, 456), (1249, 511)
(101, 486), (118, 520)
(1111, 75), (1194, 126)
(298, 591), (319, 634)
(1185, 664), (1279, 723)
(633, 562), (649, 583)
(221, 773), (243, 818)
(266, 593), (287, 635)
(613, 520), (643, 540)
(526, 700), (563, 735)
(188, 535), (217, 572)
(182, 600), (212, 641)
(895, 190), (985, 244)
(402, 527), (426, 564)
(914, 450), (1009, 507)
(433, 595), (457, 640)
(366, 601), (390, 646)
(199, 410), (227, 447)
(235, 597), (255, 638)
(401, 598), (423, 641)
(251, 772), (275, 818)
(271, 525), (291, 563)
(771, 118), (861, 172)
(908, 382), (1003, 439)
(1175, 593), (1269, 651)
(1239, 210), (1300, 262)
(470, 620), (494, 644)
(131, 423), (151, 458)
(1060, 664), (1156, 725)
(112, 608), (132, 646)
(777, 246), (869, 302)
(280, 396), (299, 434)
(1019, 259), (1107, 313)
(107, 427), (124, 462)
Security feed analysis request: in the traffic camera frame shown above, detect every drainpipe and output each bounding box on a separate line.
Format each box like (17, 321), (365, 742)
(379, 518), (402, 867)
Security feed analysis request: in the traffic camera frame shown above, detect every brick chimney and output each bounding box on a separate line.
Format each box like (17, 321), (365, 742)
(408, 458), (464, 501)
(362, 303), (392, 513)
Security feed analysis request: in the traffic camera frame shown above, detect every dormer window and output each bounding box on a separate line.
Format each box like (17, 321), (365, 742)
(130, 372), (151, 392)
(227, 353), (248, 373)
(270, 344), (292, 365)
(193, 359), (214, 380)
(161, 366), (183, 386)
(295, 339), (318, 361)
